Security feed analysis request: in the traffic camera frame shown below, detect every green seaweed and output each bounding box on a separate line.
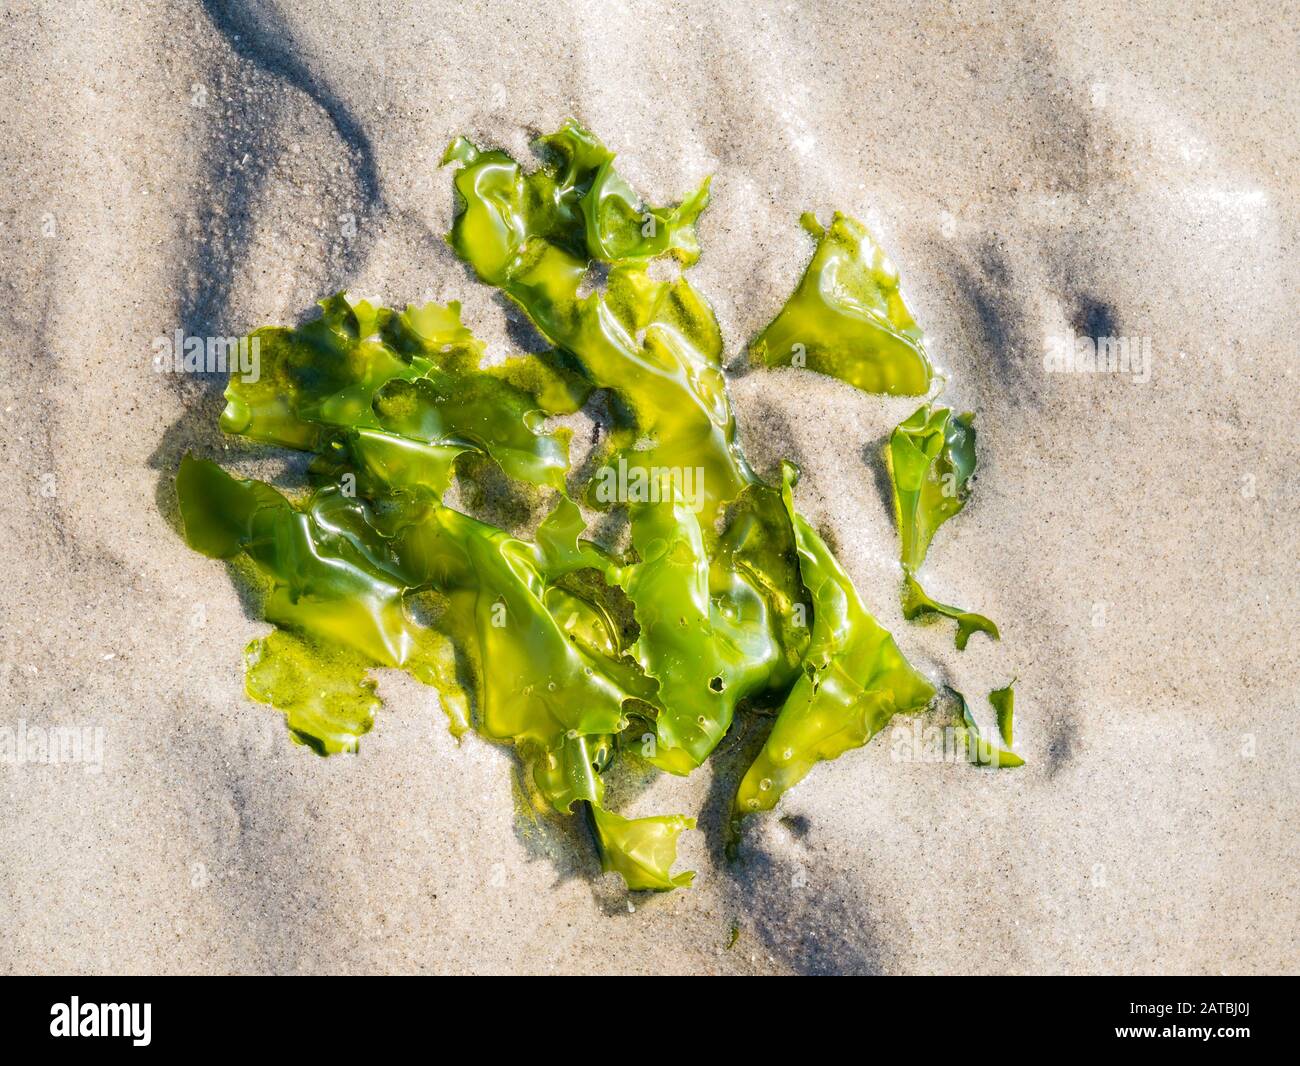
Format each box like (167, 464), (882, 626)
(175, 122), (1015, 893)
(990, 679), (1016, 747)
(444, 124), (751, 523)
(590, 805), (696, 892)
(750, 212), (932, 396)
(730, 464), (936, 841)
(886, 403), (999, 648)
(951, 687), (1024, 768)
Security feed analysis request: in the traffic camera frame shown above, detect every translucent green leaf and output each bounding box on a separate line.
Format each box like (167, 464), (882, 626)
(222, 293), (572, 491)
(732, 463), (935, 831)
(952, 687), (1024, 768)
(444, 125), (751, 524)
(531, 733), (611, 814)
(176, 122), (1015, 894)
(590, 804), (696, 891)
(887, 404), (998, 648)
(990, 679), (1016, 747)
(750, 212), (932, 395)
(244, 630), (379, 755)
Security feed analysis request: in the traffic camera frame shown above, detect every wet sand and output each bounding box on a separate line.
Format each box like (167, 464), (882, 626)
(0, 0), (1295, 974)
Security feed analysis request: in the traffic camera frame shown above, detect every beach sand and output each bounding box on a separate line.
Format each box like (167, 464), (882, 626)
(0, 0), (1295, 974)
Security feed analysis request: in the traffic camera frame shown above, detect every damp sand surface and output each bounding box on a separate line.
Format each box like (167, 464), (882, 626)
(0, 0), (1296, 974)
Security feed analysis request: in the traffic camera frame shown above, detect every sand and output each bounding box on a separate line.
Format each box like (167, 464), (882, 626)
(0, 0), (1296, 974)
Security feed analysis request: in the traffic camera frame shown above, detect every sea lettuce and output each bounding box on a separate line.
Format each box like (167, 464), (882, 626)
(441, 126), (801, 776)
(990, 679), (1016, 746)
(244, 629), (380, 756)
(444, 125), (751, 523)
(886, 404), (999, 649)
(590, 806), (696, 891)
(730, 464), (935, 836)
(176, 455), (466, 720)
(177, 122), (1016, 894)
(750, 212), (932, 396)
(951, 687), (1024, 768)
(222, 294), (577, 491)
(617, 492), (803, 772)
